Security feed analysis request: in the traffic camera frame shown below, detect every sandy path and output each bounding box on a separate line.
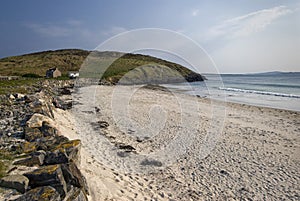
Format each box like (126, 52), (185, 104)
(54, 85), (299, 201)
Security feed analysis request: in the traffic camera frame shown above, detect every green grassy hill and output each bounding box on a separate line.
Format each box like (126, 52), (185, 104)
(0, 49), (205, 84)
(0, 49), (88, 76)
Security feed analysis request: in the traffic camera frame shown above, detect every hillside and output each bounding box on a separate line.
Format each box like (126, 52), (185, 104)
(0, 49), (205, 84)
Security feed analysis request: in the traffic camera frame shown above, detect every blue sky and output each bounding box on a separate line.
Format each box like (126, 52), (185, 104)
(0, 0), (299, 73)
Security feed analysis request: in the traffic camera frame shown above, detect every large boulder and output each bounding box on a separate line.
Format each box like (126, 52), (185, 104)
(64, 186), (88, 201)
(29, 99), (54, 118)
(0, 175), (29, 193)
(13, 151), (46, 166)
(45, 140), (81, 166)
(24, 122), (58, 142)
(61, 162), (89, 195)
(36, 136), (69, 151)
(26, 113), (54, 129)
(13, 186), (61, 201)
(40, 122), (57, 137)
(24, 165), (67, 198)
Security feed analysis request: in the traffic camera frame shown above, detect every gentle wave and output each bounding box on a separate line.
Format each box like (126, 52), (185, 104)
(219, 87), (300, 98)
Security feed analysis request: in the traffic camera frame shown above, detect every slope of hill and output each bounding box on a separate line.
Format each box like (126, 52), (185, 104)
(0, 49), (89, 76)
(0, 49), (205, 84)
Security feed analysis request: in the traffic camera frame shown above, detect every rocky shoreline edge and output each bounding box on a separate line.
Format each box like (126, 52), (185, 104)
(0, 80), (89, 201)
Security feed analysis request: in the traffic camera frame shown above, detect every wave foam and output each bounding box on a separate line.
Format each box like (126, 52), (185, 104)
(219, 87), (300, 98)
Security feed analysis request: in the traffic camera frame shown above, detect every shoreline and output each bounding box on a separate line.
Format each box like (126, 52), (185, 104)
(55, 84), (299, 200)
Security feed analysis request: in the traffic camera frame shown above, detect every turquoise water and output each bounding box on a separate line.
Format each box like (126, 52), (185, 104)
(164, 72), (300, 111)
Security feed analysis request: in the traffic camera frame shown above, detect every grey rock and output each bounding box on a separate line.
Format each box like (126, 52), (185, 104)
(13, 151), (46, 166)
(140, 158), (163, 167)
(0, 174), (29, 193)
(40, 122), (57, 137)
(61, 162), (89, 195)
(24, 127), (43, 142)
(24, 164), (67, 198)
(64, 186), (88, 201)
(44, 150), (69, 165)
(13, 186), (61, 201)
(26, 113), (53, 128)
(44, 139), (81, 166)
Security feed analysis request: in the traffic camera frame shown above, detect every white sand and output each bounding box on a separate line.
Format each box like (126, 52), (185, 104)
(54, 85), (300, 201)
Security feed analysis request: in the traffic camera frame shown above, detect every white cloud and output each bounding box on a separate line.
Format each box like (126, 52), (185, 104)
(192, 9), (199, 17)
(207, 5), (292, 39)
(66, 19), (83, 26)
(101, 26), (128, 36)
(25, 20), (89, 38)
(26, 23), (71, 37)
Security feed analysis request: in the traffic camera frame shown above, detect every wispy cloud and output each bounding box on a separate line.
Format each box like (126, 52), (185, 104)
(26, 23), (71, 37)
(192, 9), (199, 17)
(207, 5), (292, 39)
(101, 26), (128, 36)
(24, 20), (87, 37)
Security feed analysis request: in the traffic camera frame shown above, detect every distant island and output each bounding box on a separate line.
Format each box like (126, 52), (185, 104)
(0, 49), (206, 84)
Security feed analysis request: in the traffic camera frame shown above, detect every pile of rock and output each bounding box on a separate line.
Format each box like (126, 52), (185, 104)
(0, 80), (89, 201)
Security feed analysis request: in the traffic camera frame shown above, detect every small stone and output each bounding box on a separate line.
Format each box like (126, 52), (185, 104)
(140, 159), (163, 167)
(220, 169), (229, 175)
(14, 93), (25, 100)
(9, 94), (15, 100)
(98, 121), (109, 128)
(60, 88), (71, 95)
(0, 174), (29, 193)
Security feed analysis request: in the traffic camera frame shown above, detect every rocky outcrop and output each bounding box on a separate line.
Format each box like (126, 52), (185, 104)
(0, 80), (89, 200)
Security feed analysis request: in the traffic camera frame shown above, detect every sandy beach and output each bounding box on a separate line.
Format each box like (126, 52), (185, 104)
(54, 85), (299, 201)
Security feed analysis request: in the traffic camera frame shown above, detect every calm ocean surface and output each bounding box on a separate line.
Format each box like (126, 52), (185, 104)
(164, 72), (300, 111)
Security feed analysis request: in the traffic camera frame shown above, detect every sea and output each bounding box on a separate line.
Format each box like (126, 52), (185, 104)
(164, 72), (300, 111)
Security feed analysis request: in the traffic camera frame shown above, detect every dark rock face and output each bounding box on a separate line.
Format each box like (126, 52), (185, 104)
(40, 122), (57, 137)
(185, 72), (206, 82)
(13, 186), (61, 201)
(24, 165), (67, 198)
(24, 127), (43, 142)
(64, 186), (88, 201)
(45, 140), (81, 166)
(61, 162), (89, 195)
(52, 97), (72, 110)
(13, 150), (46, 166)
(0, 175), (29, 193)
(36, 135), (69, 151)
(44, 150), (69, 165)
